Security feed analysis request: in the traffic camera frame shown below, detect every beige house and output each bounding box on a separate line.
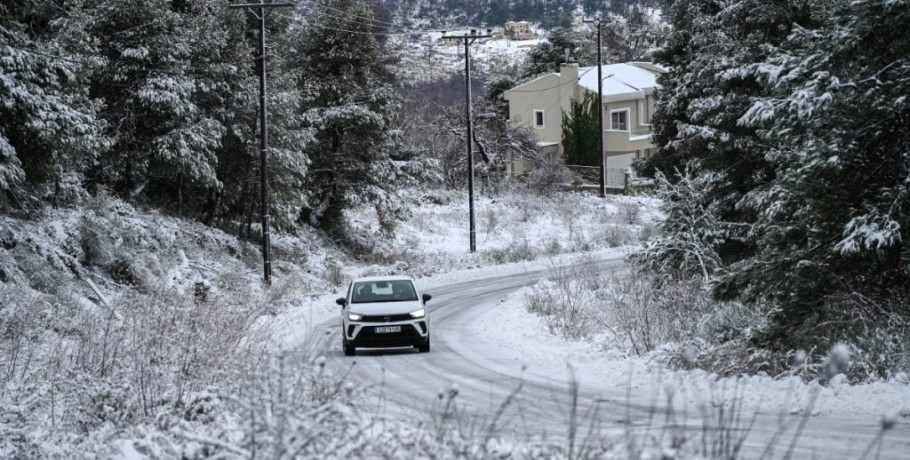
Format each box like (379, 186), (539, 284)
(503, 62), (665, 182)
(503, 21), (535, 40)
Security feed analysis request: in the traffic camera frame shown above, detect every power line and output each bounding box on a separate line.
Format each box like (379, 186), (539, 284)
(502, 66), (598, 93)
(300, 1), (398, 28)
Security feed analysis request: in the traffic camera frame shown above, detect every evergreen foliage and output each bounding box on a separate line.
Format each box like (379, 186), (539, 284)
(84, 1), (238, 204)
(644, 0), (910, 362)
(560, 92), (600, 167)
(294, 0), (407, 237)
(521, 28), (595, 78)
(0, 0), (414, 241)
(719, 0), (910, 344)
(0, 1), (107, 208)
(647, 0), (809, 266)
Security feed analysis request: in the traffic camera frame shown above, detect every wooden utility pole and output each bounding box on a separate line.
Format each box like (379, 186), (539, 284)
(441, 29), (492, 253)
(230, 1), (293, 285)
(583, 16), (607, 198)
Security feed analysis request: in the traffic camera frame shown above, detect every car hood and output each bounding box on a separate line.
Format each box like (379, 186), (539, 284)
(347, 300), (425, 316)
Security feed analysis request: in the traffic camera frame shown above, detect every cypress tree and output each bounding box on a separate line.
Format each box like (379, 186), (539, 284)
(561, 92), (600, 167)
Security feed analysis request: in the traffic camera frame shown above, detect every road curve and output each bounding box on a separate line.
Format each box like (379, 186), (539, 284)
(314, 258), (910, 459)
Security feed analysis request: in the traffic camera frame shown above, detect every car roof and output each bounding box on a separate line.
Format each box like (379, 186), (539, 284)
(351, 275), (415, 283)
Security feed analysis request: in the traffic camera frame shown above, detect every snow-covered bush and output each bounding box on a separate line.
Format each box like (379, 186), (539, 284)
(598, 224), (636, 248)
(526, 160), (572, 196)
(803, 294), (910, 382)
(521, 264), (778, 373)
(483, 238), (536, 264)
(523, 260), (605, 341)
(629, 168), (724, 280)
(600, 272), (715, 355)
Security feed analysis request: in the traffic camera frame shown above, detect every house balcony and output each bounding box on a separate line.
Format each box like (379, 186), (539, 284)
(603, 127), (654, 153)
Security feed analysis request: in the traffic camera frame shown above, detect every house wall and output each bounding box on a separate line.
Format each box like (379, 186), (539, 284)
(601, 94), (657, 168)
(503, 21), (535, 40)
(504, 63), (660, 176)
(504, 63), (579, 157)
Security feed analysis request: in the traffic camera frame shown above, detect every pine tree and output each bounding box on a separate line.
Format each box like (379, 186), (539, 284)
(521, 28), (595, 78)
(720, 0), (910, 346)
(84, 0), (239, 207)
(294, 0), (405, 237)
(646, 0), (814, 267)
(0, 1), (106, 209)
(216, 4), (309, 233)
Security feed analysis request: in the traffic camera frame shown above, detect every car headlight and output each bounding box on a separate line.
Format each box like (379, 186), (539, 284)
(409, 308), (426, 319)
(347, 312), (363, 321)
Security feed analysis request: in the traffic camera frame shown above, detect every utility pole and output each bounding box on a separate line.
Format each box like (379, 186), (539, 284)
(583, 16), (607, 198)
(442, 29), (492, 253)
(230, 1), (293, 286)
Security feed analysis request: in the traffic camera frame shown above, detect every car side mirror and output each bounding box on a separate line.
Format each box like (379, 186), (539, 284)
(336, 297), (346, 307)
(422, 293), (432, 303)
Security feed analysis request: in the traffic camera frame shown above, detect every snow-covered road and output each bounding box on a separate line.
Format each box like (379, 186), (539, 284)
(305, 257), (910, 458)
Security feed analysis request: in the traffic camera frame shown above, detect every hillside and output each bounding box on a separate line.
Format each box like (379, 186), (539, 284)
(383, 0), (660, 30)
(0, 187), (667, 457)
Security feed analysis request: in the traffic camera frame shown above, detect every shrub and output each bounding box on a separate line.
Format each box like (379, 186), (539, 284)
(483, 238), (535, 264)
(324, 260), (345, 287)
(618, 202), (640, 225)
(526, 160), (572, 196)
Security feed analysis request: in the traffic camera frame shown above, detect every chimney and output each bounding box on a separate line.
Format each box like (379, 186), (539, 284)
(559, 59), (580, 115)
(560, 60), (579, 85)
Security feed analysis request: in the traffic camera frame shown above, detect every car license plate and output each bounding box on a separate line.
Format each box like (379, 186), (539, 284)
(375, 326), (401, 334)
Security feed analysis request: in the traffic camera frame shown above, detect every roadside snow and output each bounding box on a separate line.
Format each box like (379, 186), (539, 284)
(470, 283), (910, 421)
(262, 188), (910, 442)
(271, 188), (908, 425)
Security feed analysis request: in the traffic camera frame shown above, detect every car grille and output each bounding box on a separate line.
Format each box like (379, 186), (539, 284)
(360, 313), (412, 323)
(356, 324), (422, 343)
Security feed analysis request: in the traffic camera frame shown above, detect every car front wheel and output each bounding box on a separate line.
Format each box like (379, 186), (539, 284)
(342, 333), (355, 356)
(417, 335), (430, 353)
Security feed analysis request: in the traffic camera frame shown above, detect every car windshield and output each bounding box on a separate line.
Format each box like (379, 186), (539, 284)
(351, 280), (418, 303)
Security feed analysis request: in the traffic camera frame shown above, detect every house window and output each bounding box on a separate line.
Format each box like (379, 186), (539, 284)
(610, 109), (629, 131)
(534, 110), (545, 129)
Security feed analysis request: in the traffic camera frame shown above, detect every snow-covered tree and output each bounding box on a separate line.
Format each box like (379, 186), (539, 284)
(521, 28), (595, 78)
(0, 1), (106, 209)
(646, 0), (813, 267)
(213, 5), (309, 233)
(68, 0), (309, 231)
(643, 0), (909, 358)
(717, 0), (910, 343)
(293, 0), (407, 237)
(87, 0), (234, 200)
(598, 3), (667, 63)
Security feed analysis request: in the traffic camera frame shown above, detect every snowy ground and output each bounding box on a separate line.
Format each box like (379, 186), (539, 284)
(276, 252), (910, 421)
(272, 188), (909, 432)
(4, 186), (908, 458)
(391, 30), (546, 83)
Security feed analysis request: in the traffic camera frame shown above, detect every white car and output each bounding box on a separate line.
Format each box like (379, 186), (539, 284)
(336, 276), (431, 356)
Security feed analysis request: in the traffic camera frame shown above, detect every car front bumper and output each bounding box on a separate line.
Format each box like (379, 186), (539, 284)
(345, 320), (429, 348)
